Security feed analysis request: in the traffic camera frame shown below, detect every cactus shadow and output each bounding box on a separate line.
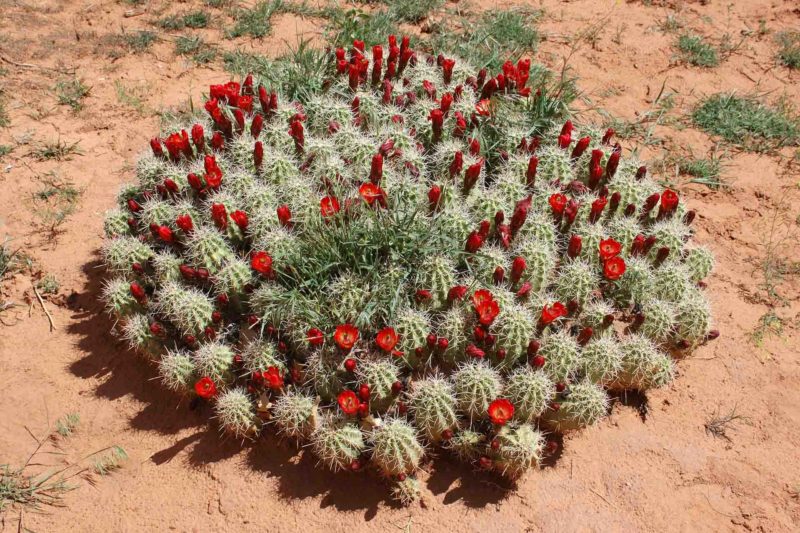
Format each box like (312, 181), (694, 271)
(426, 455), (513, 507)
(609, 389), (650, 422)
(245, 433), (392, 518)
(67, 254), (205, 435)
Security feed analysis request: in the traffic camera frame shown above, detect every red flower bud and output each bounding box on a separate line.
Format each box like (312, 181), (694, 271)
(589, 196), (607, 223)
(211, 203), (227, 230)
(526, 156), (538, 187)
(601, 128), (615, 145)
(447, 285), (467, 302)
(416, 289), (432, 302)
(567, 234), (582, 258)
(493, 266), (505, 285)
(449, 151), (464, 177)
(250, 114), (263, 138)
(605, 150), (620, 179)
(463, 158), (483, 192)
(277, 205), (292, 228)
(230, 210), (249, 231)
(465, 231), (483, 253)
(549, 193), (567, 216)
(130, 281), (147, 302)
(466, 344), (485, 359)
(370, 153), (383, 184)
(571, 136), (591, 159)
(428, 184), (442, 211)
(210, 132), (224, 151)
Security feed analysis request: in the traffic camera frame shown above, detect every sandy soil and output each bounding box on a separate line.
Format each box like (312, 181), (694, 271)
(1, 0), (799, 531)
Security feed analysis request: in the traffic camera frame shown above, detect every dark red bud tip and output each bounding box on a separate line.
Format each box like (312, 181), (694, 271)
(567, 299), (579, 317)
(530, 355), (545, 368)
(426, 333), (437, 348)
(479, 456), (493, 470)
(546, 441), (559, 455)
(550, 402), (561, 412)
(350, 459), (363, 472)
(344, 358), (357, 372)
(602, 314), (615, 327)
(391, 380), (404, 394)
(555, 382), (567, 393)
(654, 246), (670, 266)
(706, 330), (720, 341)
(437, 337), (449, 351)
(527, 340), (540, 357)
(577, 327), (593, 346)
(676, 339), (691, 349)
(441, 429), (453, 441)
(684, 210), (696, 225)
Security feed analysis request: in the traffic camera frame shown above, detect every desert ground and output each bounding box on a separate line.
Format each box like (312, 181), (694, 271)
(1, 0), (799, 531)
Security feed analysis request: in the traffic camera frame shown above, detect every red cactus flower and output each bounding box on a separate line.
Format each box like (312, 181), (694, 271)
(603, 256), (626, 280)
(476, 300), (500, 326)
(320, 196), (340, 218)
(516, 281), (532, 298)
(447, 285), (467, 302)
(471, 289), (493, 308)
(307, 328), (324, 346)
(277, 205), (292, 228)
(157, 225), (174, 243)
(211, 203), (228, 230)
(337, 390), (359, 415)
(250, 251), (273, 275)
(334, 324), (359, 351)
(415, 289), (432, 302)
(599, 238), (622, 261)
(659, 189), (679, 215)
(376, 327), (399, 352)
(567, 234), (582, 258)
(174, 215), (193, 234)
(541, 302), (567, 325)
(250, 114), (263, 138)
(468, 137), (480, 156)
(233, 109), (245, 132)
(264, 366), (284, 390)
(488, 398), (514, 425)
(475, 99), (491, 117)
(549, 193), (567, 215)
(194, 377), (218, 399)
(359, 182), (385, 206)
(230, 210), (249, 231)
(237, 95), (253, 114)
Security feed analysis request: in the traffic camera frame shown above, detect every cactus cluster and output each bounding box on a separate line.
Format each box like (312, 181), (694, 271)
(102, 35), (717, 506)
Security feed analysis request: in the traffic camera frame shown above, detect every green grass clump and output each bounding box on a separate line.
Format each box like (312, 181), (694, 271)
(124, 31), (158, 53)
(157, 10), (210, 30)
(675, 33), (719, 67)
(324, 7), (398, 48)
(424, 9), (540, 71)
(386, 0), (442, 23)
(0, 145), (11, 158)
(223, 40), (329, 102)
(176, 35), (218, 64)
(31, 139), (82, 161)
(55, 413), (80, 437)
(226, 0), (313, 39)
(54, 79), (90, 112)
(692, 93), (800, 151)
(0, 97), (8, 127)
(776, 31), (800, 69)
(673, 154), (725, 189)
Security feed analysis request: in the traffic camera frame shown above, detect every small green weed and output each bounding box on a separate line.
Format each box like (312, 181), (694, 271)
(386, 0), (442, 23)
(37, 273), (60, 295)
(692, 93), (800, 151)
(175, 35), (217, 65)
(324, 7), (398, 48)
(54, 79), (90, 112)
(31, 173), (84, 238)
(114, 80), (148, 114)
(675, 33), (719, 67)
(55, 413), (80, 437)
(30, 139), (82, 161)
(776, 31), (800, 69)
(157, 10), (210, 30)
